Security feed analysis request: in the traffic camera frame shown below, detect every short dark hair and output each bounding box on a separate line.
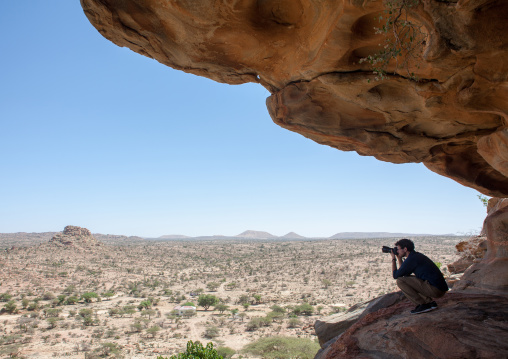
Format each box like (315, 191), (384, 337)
(395, 238), (415, 252)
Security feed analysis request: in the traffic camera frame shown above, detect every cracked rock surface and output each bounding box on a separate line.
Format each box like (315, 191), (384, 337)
(325, 292), (508, 359)
(80, 0), (508, 196)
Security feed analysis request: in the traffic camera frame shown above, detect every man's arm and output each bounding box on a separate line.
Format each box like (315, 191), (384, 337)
(392, 252), (416, 279)
(390, 251), (404, 277)
(390, 251), (398, 273)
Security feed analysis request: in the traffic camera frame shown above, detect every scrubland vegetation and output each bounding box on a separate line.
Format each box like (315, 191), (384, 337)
(0, 236), (461, 358)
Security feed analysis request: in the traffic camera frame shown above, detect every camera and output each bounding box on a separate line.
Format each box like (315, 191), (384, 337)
(382, 246), (398, 255)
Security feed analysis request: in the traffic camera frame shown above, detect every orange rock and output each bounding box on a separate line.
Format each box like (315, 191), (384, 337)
(448, 235), (488, 274)
(454, 198), (508, 292)
(80, 0), (508, 196)
(325, 292), (508, 359)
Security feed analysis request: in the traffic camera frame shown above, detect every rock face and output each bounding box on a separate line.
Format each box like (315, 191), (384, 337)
(80, 0), (508, 197)
(314, 292), (406, 359)
(314, 292), (405, 347)
(454, 197), (508, 293)
(325, 292), (508, 359)
(49, 226), (102, 249)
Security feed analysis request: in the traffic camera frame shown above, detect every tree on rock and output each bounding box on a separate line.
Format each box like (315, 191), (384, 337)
(198, 294), (219, 311)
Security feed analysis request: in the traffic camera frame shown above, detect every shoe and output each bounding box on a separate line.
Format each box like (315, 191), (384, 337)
(410, 302), (437, 314)
(410, 304), (423, 314)
(429, 301), (438, 309)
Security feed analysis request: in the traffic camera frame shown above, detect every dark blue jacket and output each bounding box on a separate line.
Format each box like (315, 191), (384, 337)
(393, 251), (449, 292)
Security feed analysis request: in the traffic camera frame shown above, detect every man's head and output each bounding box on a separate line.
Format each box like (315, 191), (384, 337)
(395, 238), (414, 258)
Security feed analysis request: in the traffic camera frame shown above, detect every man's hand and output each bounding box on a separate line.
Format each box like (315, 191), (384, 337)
(391, 247), (404, 272)
(391, 251), (397, 273)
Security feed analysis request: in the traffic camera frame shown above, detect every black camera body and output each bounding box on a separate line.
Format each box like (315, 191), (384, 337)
(382, 246), (398, 255)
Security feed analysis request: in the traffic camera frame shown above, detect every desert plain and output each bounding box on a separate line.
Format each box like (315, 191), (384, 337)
(0, 231), (463, 358)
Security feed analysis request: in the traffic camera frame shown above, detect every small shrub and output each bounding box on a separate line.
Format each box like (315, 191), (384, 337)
(157, 340), (222, 359)
(42, 292), (55, 301)
(270, 305), (285, 313)
(203, 326), (219, 339)
(4, 300), (17, 314)
(65, 296), (79, 305)
(146, 325), (160, 338)
(216, 346), (235, 359)
(0, 293), (13, 302)
(288, 317), (301, 328)
(214, 303), (229, 314)
(242, 336), (320, 359)
(246, 317), (268, 331)
(81, 292), (98, 303)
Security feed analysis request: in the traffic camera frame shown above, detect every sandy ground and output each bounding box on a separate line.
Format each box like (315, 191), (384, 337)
(0, 236), (461, 358)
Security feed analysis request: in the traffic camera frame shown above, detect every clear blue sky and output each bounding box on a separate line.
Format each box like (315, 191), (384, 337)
(0, 2), (487, 238)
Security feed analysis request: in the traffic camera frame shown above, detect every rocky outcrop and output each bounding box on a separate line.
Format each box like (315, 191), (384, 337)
(314, 292), (405, 359)
(315, 292), (405, 347)
(454, 197), (508, 293)
(313, 198), (508, 358)
(48, 225), (102, 249)
(80, 0), (508, 197)
(325, 292), (508, 359)
(447, 235), (487, 274)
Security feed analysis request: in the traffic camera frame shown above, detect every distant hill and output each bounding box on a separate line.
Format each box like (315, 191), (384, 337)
(328, 232), (442, 239)
(0, 232), (56, 248)
(158, 234), (191, 239)
(0, 229), (457, 247)
(280, 232), (306, 239)
(93, 234), (145, 244)
(236, 230), (277, 239)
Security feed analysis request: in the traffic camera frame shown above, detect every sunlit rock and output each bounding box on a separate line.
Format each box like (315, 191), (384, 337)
(80, 0), (508, 196)
(455, 198), (508, 293)
(325, 292), (508, 359)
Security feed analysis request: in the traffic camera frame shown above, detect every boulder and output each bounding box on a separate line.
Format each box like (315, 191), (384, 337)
(314, 292), (405, 346)
(80, 0), (508, 197)
(447, 235), (487, 274)
(315, 304), (368, 348)
(325, 292), (508, 359)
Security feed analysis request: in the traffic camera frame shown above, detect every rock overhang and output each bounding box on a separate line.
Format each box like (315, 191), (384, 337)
(80, 0), (508, 196)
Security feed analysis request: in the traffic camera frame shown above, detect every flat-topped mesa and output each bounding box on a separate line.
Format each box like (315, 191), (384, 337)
(49, 225), (102, 248)
(80, 0), (508, 197)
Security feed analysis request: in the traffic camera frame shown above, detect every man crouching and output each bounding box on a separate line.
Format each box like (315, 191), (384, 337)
(390, 238), (448, 314)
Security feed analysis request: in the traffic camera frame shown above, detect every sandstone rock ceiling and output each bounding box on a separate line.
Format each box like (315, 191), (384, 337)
(80, 0), (508, 197)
